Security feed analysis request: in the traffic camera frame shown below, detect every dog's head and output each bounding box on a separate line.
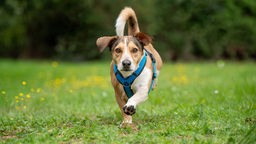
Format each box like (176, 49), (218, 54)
(96, 32), (152, 74)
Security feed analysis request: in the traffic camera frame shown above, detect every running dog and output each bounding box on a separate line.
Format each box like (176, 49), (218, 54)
(96, 7), (162, 126)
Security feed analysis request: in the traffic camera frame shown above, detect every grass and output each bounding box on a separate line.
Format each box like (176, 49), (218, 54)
(0, 59), (255, 143)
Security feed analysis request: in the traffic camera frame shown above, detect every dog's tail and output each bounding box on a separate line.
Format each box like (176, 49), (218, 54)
(115, 7), (140, 36)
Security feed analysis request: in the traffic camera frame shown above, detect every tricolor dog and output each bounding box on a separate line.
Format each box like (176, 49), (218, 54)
(96, 7), (162, 126)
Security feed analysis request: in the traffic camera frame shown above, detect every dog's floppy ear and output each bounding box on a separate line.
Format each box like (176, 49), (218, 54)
(135, 32), (152, 46)
(96, 36), (118, 52)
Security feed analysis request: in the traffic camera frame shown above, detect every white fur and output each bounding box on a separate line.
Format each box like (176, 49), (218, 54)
(117, 38), (136, 77)
(115, 17), (125, 36)
(122, 117), (132, 124)
(125, 67), (152, 108)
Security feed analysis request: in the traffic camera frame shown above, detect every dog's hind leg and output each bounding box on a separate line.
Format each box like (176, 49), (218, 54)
(152, 71), (160, 90)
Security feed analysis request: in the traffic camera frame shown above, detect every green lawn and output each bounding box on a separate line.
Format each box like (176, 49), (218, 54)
(0, 59), (255, 143)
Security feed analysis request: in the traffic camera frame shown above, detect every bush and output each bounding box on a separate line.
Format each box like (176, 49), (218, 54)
(155, 0), (256, 60)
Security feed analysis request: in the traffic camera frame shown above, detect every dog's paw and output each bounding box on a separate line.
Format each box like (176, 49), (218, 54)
(123, 105), (136, 115)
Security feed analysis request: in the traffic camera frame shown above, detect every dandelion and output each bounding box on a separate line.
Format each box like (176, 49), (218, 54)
(171, 75), (189, 85)
(16, 100), (19, 103)
(21, 81), (27, 86)
(19, 93), (24, 97)
(23, 105), (27, 109)
(26, 94), (31, 99)
(171, 65), (190, 85)
(53, 78), (65, 87)
(21, 98), (24, 101)
(1, 91), (6, 95)
(15, 96), (19, 100)
(180, 75), (188, 84)
(214, 90), (219, 95)
(36, 88), (42, 93)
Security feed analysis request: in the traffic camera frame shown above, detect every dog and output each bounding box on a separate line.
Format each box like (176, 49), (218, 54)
(96, 7), (162, 127)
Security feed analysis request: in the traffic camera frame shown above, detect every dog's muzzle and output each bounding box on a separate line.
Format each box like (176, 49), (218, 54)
(122, 59), (131, 71)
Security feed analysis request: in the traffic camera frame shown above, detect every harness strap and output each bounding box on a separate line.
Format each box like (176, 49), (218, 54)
(145, 49), (157, 93)
(114, 50), (157, 99)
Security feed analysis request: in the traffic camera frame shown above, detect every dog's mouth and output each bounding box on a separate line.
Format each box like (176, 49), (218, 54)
(121, 68), (133, 72)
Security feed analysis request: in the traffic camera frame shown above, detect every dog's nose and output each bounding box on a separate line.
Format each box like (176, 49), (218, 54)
(122, 59), (131, 68)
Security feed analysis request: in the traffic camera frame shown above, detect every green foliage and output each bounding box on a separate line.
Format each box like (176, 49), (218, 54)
(0, 0), (256, 60)
(0, 60), (255, 143)
(0, 0), (103, 60)
(155, 0), (256, 60)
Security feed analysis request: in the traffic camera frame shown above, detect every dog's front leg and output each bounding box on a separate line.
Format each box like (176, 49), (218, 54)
(123, 68), (152, 115)
(123, 86), (149, 115)
(114, 90), (133, 126)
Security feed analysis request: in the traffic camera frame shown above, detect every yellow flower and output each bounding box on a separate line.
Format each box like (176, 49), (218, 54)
(26, 94), (31, 99)
(36, 88), (42, 93)
(171, 75), (189, 85)
(15, 96), (19, 100)
(16, 100), (19, 103)
(19, 93), (24, 97)
(21, 98), (24, 101)
(23, 105), (27, 109)
(1, 91), (6, 95)
(21, 81), (27, 86)
(53, 78), (65, 87)
(180, 75), (188, 84)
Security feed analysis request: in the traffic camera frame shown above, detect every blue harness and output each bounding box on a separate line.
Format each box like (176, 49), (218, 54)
(114, 50), (157, 99)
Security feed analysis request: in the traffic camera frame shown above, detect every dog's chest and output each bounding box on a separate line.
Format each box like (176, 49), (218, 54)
(130, 67), (152, 92)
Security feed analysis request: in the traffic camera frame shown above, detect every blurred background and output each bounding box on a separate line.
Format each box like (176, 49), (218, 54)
(0, 0), (255, 62)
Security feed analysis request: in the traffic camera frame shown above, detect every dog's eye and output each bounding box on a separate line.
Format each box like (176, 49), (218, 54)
(132, 48), (138, 53)
(115, 48), (122, 54)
